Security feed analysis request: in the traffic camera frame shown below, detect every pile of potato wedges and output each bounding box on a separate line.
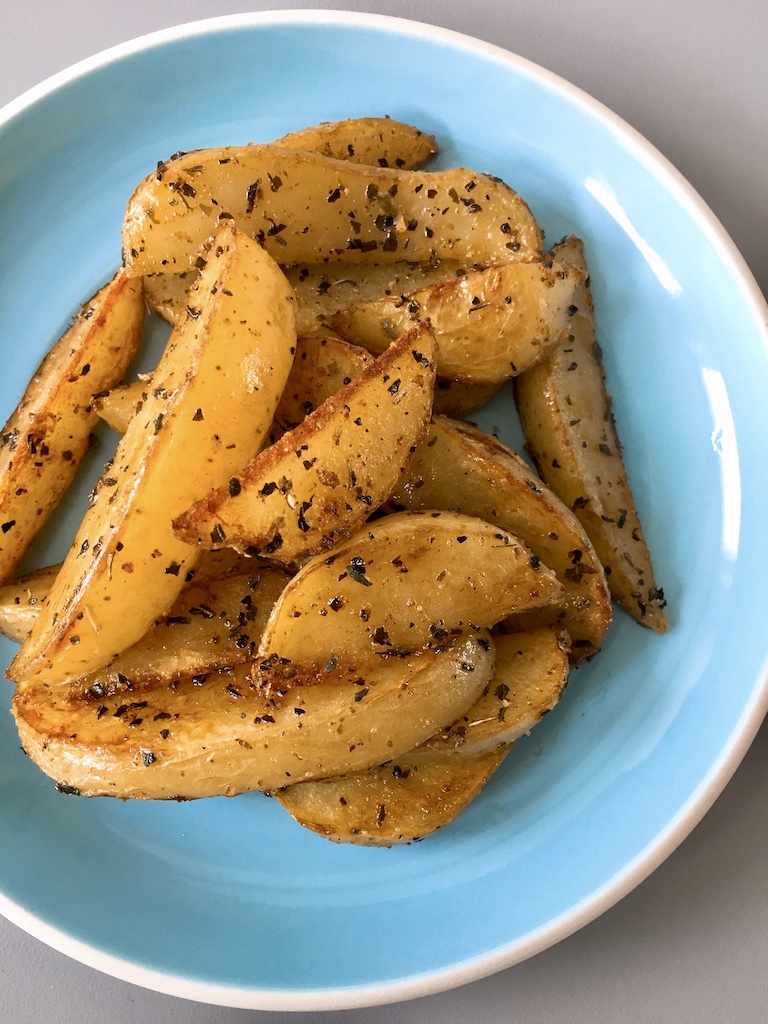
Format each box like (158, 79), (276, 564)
(0, 117), (667, 845)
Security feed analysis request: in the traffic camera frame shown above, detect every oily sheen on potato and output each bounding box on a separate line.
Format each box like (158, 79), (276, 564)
(94, 334), (376, 437)
(273, 116), (438, 169)
(330, 256), (582, 385)
(388, 416), (612, 661)
(0, 561), (288, 694)
(12, 635), (495, 800)
(9, 226), (297, 687)
(277, 745), (510, 846)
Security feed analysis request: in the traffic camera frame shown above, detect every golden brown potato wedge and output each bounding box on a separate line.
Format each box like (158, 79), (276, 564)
(0, 270), (144, 585)
(276, 628), (568, 845)
(70, 565), (289, 698)
(1, 565), (287, 697)
(122, 146), (543, 277)
(9, 227), (297, 687)
(142, 271), (198, 327)
(172, 324), (436, 564)
(514, 237), (668, 632)
(388, 417), (611, 661)
(13, 634), (495, 799)
(141, 261), (496, 414)
(274, 116), (438, 169)
(277, 746), (508, 846)
(94, 335), (375, 437)
(274, 630), (569, 847)
(144, 260), (466, 335)
(91, 378), (149, 434)
(287, 259), (470, 337)
(422, 629), (569, 755)
(330, 257), (581, 385)
(257, 509), (564, 688)
(142, 115), (447, 332)
(145, 259), (470, 334)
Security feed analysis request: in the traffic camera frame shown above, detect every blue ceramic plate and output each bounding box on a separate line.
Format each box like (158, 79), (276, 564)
(0, 11), (766, 1011)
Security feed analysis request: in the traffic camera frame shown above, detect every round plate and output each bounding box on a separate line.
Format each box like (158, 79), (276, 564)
(0, 10), (766, 1012)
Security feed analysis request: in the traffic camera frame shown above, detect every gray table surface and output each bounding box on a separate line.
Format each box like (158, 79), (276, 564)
(1, 2), (766, 1022)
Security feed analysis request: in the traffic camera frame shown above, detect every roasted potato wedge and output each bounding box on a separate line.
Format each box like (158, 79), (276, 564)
(70, 565), (289, 697)
(285, 259), (469, 336)
(138, 110), (451, 333)
(142, 270), (201, 327)
(1, 564), (287, 697)
(277, 746), (509, 846)
(142, 260), (497, 414)
(91, 378), (149, 434)
(13, 634), (495, 799)
(10, 227), (297, 686)
(172, 324), (436, 564)
(388, 417), (611, 661)
(94, 335), (375, 436)
(146, 258), (469, 334)
(422, 629), (569, 755)
(122, 146), (543, 277)
(274, 116), (438, 169)
(276, 627), (568, 844)
(257, 509), (564, 687)
(0, 270), (144, 585)
(514, 237), (668, 631)
(273, 335), (374, 432)
(330, 257), (581, 384)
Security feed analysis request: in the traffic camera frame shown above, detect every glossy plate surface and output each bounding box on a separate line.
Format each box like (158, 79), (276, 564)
(0, 11), (766, 1011)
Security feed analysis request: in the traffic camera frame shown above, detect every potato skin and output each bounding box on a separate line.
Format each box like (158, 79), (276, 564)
(277, 746), (509, 846)
(330, 257), (582, 385)
(423, 629), (569, 755)
(274, 116), (438, 169)
(273, 335), (374, 432)
(277, 627), (569, 845)
(0, 563), (61, 643)
(514, 237), (668, 632)
(123, 146), (543, 276)
(145, 259), (468, 334)
(0, 563), (289, 696)
(257, 509), (564, 688)
(95, 335), (376, 437)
